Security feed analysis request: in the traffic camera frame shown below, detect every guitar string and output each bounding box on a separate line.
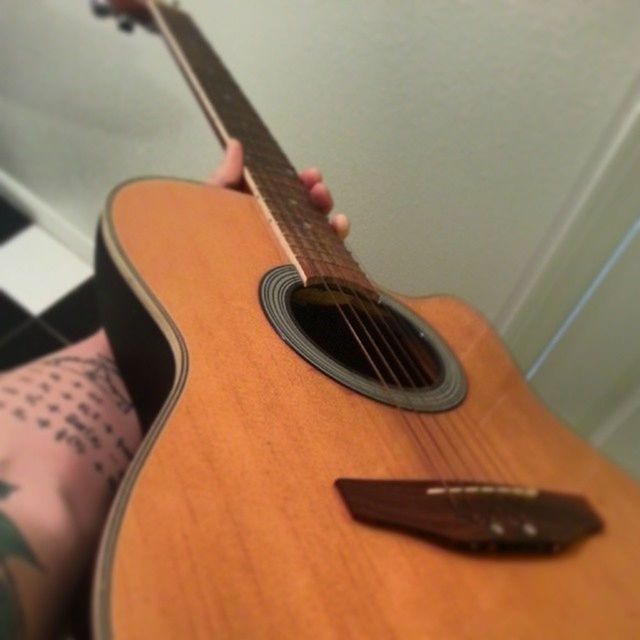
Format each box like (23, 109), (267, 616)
(281, 200), (518, 493)
(340, 289), (506, 485)
(148, 0), (524, 495)
(250, 153), (520, 491)
(282, 157), (535, 521)
(148, 0), (517, 519)
(285, 209), (533, 529)
(332, 284), (524, 525)
(286, 216), (508, 517)
(146, 1), (462, 504)
(250, 185), (473, 509)
(328, 278), (502, 480)
(355, 294), (523, 486)
(265, 148), (523, 487)
(267, 191), (500, 517)
(264, 177), (512, 490)
(280, 257), (467, 515)
(151, 1), (500, 516)
(292, 204), (532, 526)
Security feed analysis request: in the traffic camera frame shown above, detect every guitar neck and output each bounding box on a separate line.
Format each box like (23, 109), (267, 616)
(147, 1), (373, 294)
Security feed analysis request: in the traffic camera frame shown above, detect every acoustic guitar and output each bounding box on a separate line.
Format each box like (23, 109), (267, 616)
(92, 1), (640, 637)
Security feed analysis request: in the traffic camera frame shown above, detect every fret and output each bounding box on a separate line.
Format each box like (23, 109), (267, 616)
(247, 158), (293, 179)
(295, 231), (345, 252)
(250, 172), (304, 195)
(152, 2), (374, 294)
(287, 244), (353, 268)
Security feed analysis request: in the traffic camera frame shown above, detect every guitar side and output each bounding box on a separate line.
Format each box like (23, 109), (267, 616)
(93, 177), (640, 639)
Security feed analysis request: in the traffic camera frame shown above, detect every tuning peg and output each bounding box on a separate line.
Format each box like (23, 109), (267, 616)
(117, 15), (135, 32)
(90, 0), (112, 17)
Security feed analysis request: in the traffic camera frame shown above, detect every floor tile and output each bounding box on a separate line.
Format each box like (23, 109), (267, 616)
(0, 226), (92, 315)
(0, 196), (30, 244)
(0, 321), (64, 371)
(41, 278), (101, 342)
(0, 290), (30, 337)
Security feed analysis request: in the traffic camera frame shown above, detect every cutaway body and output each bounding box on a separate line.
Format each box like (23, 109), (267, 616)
(93, 178), (640, 638)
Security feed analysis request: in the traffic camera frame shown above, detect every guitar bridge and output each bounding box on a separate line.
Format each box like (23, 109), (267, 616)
(335, 479), (603, 553)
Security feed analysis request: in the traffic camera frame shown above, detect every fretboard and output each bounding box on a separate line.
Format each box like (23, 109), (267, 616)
(148, 1), (373, 294)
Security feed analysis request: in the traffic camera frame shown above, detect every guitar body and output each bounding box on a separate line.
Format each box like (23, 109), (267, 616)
(93, 177), (640, 639)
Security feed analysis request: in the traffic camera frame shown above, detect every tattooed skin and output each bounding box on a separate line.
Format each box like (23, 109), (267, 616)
(42, 356), (133, 414)
(1, 353), (139, 491)
(0, 331), (143, 638)
(0, 481), (42, 640)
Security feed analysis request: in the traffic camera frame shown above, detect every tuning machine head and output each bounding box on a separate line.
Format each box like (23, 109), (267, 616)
(88, 0), (157, 33)
(90, 0), (113, 17)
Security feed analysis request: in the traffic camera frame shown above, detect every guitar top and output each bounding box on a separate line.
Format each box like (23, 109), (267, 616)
(91, 2), (640, 637)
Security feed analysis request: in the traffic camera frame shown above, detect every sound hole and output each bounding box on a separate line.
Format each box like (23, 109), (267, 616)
(289, 286), (442, 390)
(259, 266), (465, 411)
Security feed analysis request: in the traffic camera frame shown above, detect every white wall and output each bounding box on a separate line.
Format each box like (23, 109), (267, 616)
(2, 1), (639, 474)
(1, 1), (638, 312)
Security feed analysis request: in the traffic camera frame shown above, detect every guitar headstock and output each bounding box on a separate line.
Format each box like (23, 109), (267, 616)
(90, 0), (161, 33)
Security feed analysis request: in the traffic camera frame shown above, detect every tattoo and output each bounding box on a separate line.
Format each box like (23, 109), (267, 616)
(10, 409), (25, 422)
(0, 481), (43, 639)
(24, 394), (42, 407)
(43, 355), (133, 414)
(65, 414), (101, 450)
(1, 354), (137, 489)
(115, 438), (134, 462)
(78, 402), (91, 417)
(54, 429), (85, 455)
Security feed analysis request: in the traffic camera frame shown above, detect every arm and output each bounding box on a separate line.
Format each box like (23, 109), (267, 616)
(0, 331), (139, 639)
(0, 140), (346, 638)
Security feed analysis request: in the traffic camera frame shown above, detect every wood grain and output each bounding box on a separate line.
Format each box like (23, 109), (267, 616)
(93, 178), (640, 639)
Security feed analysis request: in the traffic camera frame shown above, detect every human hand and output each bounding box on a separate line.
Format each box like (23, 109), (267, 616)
(209, 139), (350, 240)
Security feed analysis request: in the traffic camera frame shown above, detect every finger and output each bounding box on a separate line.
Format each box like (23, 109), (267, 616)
(330, 213), (350, 240)
(208, 139), (244, 188)
(298, 167), (322, 190)
(308, 181), (334, 215)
